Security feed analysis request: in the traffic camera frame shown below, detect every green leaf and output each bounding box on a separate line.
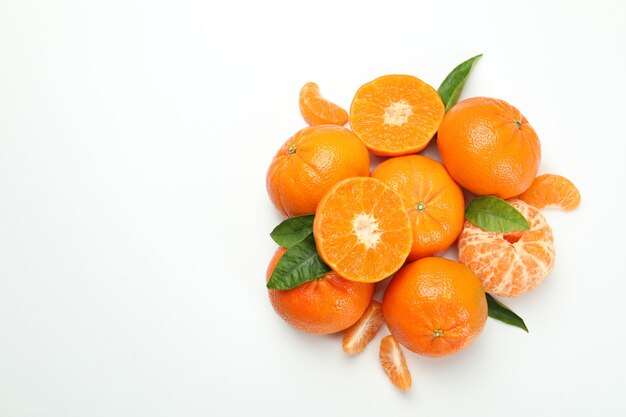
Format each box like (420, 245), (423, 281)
(438, 54), (482, 111)
(266, 234), (330, 290)
(486, 293), (528, 332)
(465, 196), (530, 233)
(270, 215), (315, 248)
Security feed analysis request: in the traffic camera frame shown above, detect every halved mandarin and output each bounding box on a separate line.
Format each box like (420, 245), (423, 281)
(314, 177), (412, 283)
(299, 82), (349, 126)
(349, 74), (445, 156)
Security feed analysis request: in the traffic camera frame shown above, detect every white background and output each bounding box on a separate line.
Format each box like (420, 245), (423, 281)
(1, 1), (625, 416)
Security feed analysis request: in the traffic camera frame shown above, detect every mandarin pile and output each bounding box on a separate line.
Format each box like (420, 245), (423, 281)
(263, 55), (580, 392)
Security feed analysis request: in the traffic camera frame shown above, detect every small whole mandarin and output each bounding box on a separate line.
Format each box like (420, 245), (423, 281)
(382, 257), (488, 357)
(437, 97), (541, 199)
(372, 155), (464, 261)
(266, 125), (369, 217)
(266, 247), (375, 334)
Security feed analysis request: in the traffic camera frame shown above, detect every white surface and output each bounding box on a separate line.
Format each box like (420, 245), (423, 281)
(1, 1), (625, 416)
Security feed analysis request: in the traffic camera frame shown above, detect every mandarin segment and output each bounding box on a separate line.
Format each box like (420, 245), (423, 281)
(314, 177), (412, 283)
(379, 335), (412, 391)
(437, 97), (541, 199)
(342, 300), (385, 355)
(299, 82), (349, 126)
(266, 247), (375, 334)
(457, 199), (556, 297)
(382, 257), (488, 357)
(518, 174), (581, 211)
(372, 155), (465, 261)
(266, 125), (370, 217)
(350, 74), (445, 156)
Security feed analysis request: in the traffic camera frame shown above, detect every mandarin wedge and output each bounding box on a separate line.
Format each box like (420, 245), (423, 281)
(313, 177), (413, 283)
(299, 82), (348, 126)
(379, 335), (411, 391)
(342, 300), (385, 355)
(458, 199), (556, 297)
(519, 174), (581, 211)
(372, 155), (465, 261)
(383, 257), (488, 357)
(437, 97), (541, 199)
(266, 125), (369, 217)
(266, 247), (375, 334)
(350, 74), (444, 156)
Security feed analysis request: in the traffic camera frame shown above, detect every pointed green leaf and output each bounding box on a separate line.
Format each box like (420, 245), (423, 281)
(266, 234), (330, 290)
(465, 196), (530, 233)
(486, 293), (529, 332)
(270, 215), (315, 248)
(438, 54), (482, 111)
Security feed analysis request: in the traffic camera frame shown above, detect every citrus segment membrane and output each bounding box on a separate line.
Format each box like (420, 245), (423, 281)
(458, 199), (555, 297)
(342, 300), (385, 355)
(518, 174), (581, 211)
(379, 335), (411, 391)
(299, 82), (348, 126)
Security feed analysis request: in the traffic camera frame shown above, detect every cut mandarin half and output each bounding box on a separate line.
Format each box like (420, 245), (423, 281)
(342, 300), (385, 355)
(379, 335), (411, 391)
(458, 199), (556, 298)
(518, 174), (581, 211)
(299, 82), (349, 126)
(349, 74), (445, 156)
(314, 177), (413, 283)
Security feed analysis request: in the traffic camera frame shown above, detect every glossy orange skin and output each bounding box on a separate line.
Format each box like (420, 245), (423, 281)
(372, 155), (464, 261)
(266, 125), (370, 217)
(266, 248), (375, 335)
(299, 82), (349, 126)
(437, 97), (541, 199)
(382, 257), (488, 357)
